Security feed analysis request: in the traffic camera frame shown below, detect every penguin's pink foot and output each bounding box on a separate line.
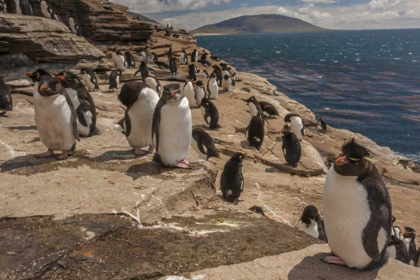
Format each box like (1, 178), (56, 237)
(174, 159), (190, 169)
(148, 145), (156, 154)
(322, 255), (347, 266)
(35, 149), (54, 158)
(134, 147), (147, 155)
(56, 152), (69, 160)
(237, 197), (245, 202)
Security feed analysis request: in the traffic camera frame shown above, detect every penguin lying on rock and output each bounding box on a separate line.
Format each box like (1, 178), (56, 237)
(259, 101), (279, 118)
(191, 128), (219, 160)
(298, 205), (327, 242)
(322, 139), (392, 271)
(221, 152), (246, 204)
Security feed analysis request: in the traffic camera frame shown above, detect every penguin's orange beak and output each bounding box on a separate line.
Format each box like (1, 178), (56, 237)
(40, 84), (48, 90)
(170, 90), (175, 97)
(56, 75), (65, 81)
(25, 72), (32, 77)
(336, 156), (349, 166)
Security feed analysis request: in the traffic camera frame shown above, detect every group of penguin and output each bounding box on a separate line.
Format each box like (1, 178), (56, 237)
(293, 139), (420, 270)
(1, 0), (81, 36)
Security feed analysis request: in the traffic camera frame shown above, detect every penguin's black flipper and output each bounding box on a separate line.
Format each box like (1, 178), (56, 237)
(220, 172), (228, 199)
(301, 127), (305, 138)
(62, 90), (80, 141)
(134, 69), (140, 77)
(360, 171), (392, 263)
(152, 99), (166, 153)
(76, 86), (96, 135)
(204, 111), (211, 125)
(192, 132), (207, 156)
(76, 102), (89, 127)
(124, 110), (131, 138)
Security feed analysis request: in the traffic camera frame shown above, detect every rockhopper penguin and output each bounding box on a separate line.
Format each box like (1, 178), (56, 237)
(246, 116), (264, 151)
(183, 80), (196, 108)
(207, 72), (219, 100)
(119, 82), (159, 156)
(33, 76), (80, 160)
(298, 205), (327, 242)
(80, 68), (99, 91)
(221, 152), (246, 204)
(285, 113), (305, 141)
(199, 98), (219, 129)
(152, 84), (192, 169)
(108, 69), (122, 92)
(0, 77), (12, 116)
(191, 128), (219, 160)
(281, 125), (301, 166)
(322, 139), (392, 271)
(56, 71), (96, 137)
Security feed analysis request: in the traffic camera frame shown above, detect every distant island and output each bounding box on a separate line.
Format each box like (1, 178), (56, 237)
(191, 14), (327, 35)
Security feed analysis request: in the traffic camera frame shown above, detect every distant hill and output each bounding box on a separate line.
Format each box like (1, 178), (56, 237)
(127, 11), (159, 24)
(191, 14), (326, 35)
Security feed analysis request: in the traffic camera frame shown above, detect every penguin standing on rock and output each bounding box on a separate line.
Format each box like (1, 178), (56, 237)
(33, 76), (80, 160)
(387, 235), (409, 264)
(281, 125), (301, 166)
(56, 71), (96, 137)
(112, 50), (126, 71)
(134, 61), (150, 79)
(259, 101), (279, 118)
(143, 76), (161, 97)
(322, 139), (392, 271)
(319, 118), (327, 132)
(191, 49), (198, 63)
(108, 69), (122, 92)
(246, 116), (264, 151)
(181, 49), (188, 65)
(207, 72), (219, 100)
(169, 58), (177, 76)
(167, 46), (173, 61)
(298, 205), (327, 242)
(119, 82), (159, 155)
(402, 227), (417, 265)
(222, 74), (232, 92)
(231, 72), (236, 86)
(40, 1), (59, 20)
(15, 0), (32, 15)
(285, 113), (305, 141)
(221, 152), (246, 204)
(191, 128), (219, 160)
(183, 80), (196, 108)
(152, 84), (192, 169)
(212, 65), (223, 86)
(68, 17), (80, 35)
(125, 51), (136, 68)
(194, 81), (206, 107)
(200, 98), (219, 129)
(188, 64), (198, 81)
(244, 96), (263, 118)
(0, 77), (12, 116)
(80, 68), (99, 91)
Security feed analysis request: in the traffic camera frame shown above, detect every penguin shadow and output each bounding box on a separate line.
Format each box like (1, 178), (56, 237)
(193, 124), (220, 132)
(6, 125), (37, 131)
(240, 140), (259, 151)
(126, 161), (161, 181)
(287, 252), (380, 279)
(234, 127), (246, 134)
(1, 154), (59, 172)
(0, 114), (9, 118)
(92, 149), (140, 162)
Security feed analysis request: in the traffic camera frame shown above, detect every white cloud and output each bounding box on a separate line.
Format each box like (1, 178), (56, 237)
(111, 0), (231, 13)
(301, 0), (337, 3)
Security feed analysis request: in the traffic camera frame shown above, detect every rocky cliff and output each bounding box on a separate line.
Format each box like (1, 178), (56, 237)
(0, 3), (419, 280)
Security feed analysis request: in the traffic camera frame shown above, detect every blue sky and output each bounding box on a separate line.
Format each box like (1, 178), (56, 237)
(112, 0), (420, 31)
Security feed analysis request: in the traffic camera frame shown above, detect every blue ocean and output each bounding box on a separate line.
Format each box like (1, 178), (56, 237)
(197, 30), (420, 163)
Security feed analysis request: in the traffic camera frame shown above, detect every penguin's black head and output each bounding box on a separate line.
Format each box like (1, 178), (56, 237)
(334, 139), (372, 177)
(38, 76), (62, 97)
(281, 125), (292, 136)
(299, 205), (321, 227)
(196, 80), (204, 88)
(223, 75), (230, 80)
(246, 96), (257, 105)
(26, 69), (51, 82)
(210, 72), (216, 78)
(231, 152), (246, 163)
(162, 83), (184, 103)
(199, 98), (211, 108)
(56, 71), (82, 88)
(403, 227), (416, 240)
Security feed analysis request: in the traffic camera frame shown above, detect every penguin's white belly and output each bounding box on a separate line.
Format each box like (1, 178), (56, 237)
(69, 18), (77, 34)
(222, 79), (232, 91)
(184, 86), (195, 107)
(195, 89), (205, 105)
(298, 221), (319, 239)
(249, 103), (258, 117)
(191, 138), (207, 160)
(81, 74), (95, 90)
(323, 167), (386, 269)
(127, 91), (158, 148)
(387, 246), (397, 259)
(113, 54), (126, 70)
(15, 0), (22, 14)
(291, 118), (304, 140)
(40, 2), (50, 18)
(158, 98), (192, 166)
(208, 81), (219, 99)
(35, 94), (75, 151)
